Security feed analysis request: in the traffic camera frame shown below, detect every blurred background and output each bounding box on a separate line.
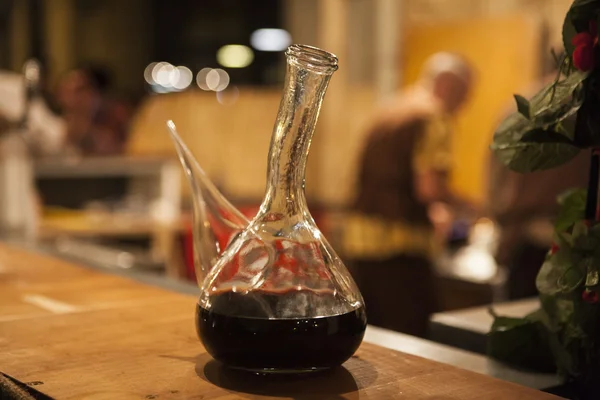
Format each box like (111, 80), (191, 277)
(0, 0), (580, 330)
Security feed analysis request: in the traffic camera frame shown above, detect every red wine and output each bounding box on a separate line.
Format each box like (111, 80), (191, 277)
(195, 290), (367, 372)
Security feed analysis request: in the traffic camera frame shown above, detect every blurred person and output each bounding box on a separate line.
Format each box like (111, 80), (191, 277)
(0, 62), (67, 238)
(0, 64), (66, 156)
(344, 53), (475, 337)
(56, 66), (131, 156)
(487, 67), (588, 300)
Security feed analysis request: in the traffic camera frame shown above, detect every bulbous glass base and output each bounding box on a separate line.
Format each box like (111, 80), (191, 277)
(195, 292), (367, 374)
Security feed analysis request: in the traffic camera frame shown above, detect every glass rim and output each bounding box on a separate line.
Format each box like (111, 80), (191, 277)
(285, 44), (338, 74)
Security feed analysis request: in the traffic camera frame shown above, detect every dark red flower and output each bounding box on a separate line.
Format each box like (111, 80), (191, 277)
(573, 43), (596, 71)
(550, 243), (559, 255)
(573, 31), (594, 47)
(583, 289), (599, 304)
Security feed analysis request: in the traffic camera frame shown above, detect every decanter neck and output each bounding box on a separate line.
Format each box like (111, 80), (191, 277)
(261, 45), (337, 216)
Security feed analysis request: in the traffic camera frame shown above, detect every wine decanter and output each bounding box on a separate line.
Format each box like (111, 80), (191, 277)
(169, 44), (366, 374)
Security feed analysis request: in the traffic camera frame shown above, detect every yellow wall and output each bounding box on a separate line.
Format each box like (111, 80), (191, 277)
(403, 15), (541, 203)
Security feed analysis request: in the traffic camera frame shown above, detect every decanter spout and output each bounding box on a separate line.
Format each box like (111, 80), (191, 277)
(167, 120), (249, 285)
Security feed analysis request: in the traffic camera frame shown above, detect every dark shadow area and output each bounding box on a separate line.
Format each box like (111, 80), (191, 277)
(0, 373), (54, 400)
(544, 381), (599, 400)
(192, 353), (378, 399)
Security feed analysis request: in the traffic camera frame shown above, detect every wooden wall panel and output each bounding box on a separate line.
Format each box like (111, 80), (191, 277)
(126, 89), (279, 203)
(126, 86), (377, 207)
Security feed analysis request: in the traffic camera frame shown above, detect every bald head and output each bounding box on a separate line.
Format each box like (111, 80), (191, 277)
(419, 53), (474, 114)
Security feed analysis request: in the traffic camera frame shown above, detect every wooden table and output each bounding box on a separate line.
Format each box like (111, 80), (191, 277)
(0, 244), (561, 399)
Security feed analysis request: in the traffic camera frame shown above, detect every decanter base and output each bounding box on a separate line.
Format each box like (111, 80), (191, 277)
(195, 297), (367, 373)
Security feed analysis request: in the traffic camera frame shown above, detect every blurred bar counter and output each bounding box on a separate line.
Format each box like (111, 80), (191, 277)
(35, 156), (181, 215)
(32, 156), (509, 316)
(34, 156), (189, 279)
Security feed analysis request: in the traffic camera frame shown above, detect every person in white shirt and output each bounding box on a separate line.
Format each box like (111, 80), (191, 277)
(0, 66), (66, 156)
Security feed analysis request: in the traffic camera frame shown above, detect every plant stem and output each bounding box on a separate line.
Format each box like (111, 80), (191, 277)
(585, 148), (599, 222)
(575, 74), (600, 222)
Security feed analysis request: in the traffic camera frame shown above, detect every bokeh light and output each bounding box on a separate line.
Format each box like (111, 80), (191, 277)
(173, 66), (193, 90)
(156, 63), (178, 88)
(250, 29), (291, 52)
(145, 62), (194, 92)
(216, 45), (254, 68)
(144, 62), (158, 84)
(151, 62), (169, 85)
(196, 68), (212, 91)
(216, 86), (239, 106)
(198, 68), (230, 92)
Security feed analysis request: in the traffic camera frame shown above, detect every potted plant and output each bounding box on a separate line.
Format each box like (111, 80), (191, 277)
(488, 1), (600, 398)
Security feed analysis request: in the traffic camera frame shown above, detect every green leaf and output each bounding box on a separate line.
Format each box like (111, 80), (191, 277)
(554, 240), (582, 267)
(558, 266), (585, 293)
(537, 295), (578, 375)
(537, 259), (568, 295)
(558, 187), (587, 205)
(514, 94), (531, 119)
(571, 222), (600, 252)
(556, 113), (578, 141)
(589, 223), (600, 242)
(557, 231), (575, 248)
(552, 299), (575, 326)
(491, 138), (580, 173)
(573, 221), (590, 241)
(493, 110), (532, 143)
(530, 70), (587, 126)
(492, 71), (588, 173)
(539, 294), (562, 329)
(575, 234), (600, 252)
(555, 188), (587, 231)
(487, 313), (556, 372)
(521, 129), (577, 144)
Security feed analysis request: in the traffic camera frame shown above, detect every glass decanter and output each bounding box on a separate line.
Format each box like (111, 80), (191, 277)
(168, 44), (366, 374)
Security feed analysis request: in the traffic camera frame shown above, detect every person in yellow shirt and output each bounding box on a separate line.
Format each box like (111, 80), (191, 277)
(345, 53), (474, 337)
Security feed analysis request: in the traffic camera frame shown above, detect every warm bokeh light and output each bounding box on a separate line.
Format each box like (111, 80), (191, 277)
(143, 62), (158, 84)
(155, 63), (177, 88)
(145, 62), (193, 92)
(205, 69), (220, 91)
(214, 69), (230, 91)
(173, 66), (193, 90)
(250, 29), (291, 52)
(206, 68), (230, 91)
(196, 68), (212, 91)
(216, 45), (254, 68)
(453, 248), (497, 282)
(216, 86), (239, 105)
(151, 62), (169, 85)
